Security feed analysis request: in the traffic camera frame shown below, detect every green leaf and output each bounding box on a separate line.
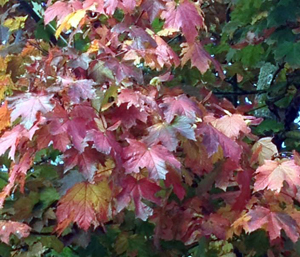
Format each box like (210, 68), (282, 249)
(232, 45), (264, 67)
(74, 33), (90, 52)
(40, 236), (64, 253)
(275, 42), (300, 67)
(39, 187), (60, 210)
(0, 243), (11, 257)
(244, 230), (270, 256)
(253, 119), (284, 135)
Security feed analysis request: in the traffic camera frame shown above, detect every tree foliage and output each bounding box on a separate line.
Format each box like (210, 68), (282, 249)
(1, 0), (300, 256)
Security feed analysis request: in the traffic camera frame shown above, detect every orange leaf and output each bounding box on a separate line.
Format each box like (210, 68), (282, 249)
(0, 101), (11, 132)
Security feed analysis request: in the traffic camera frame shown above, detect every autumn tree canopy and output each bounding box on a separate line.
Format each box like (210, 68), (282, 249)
(1, 0), (300, 256)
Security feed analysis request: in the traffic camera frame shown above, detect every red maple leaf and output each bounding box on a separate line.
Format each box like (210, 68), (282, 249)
(181, 41), (224, 79)
(160, 94), (200, 123)
(36, 125), (70, 152)
(141, 0), (165, 23)
(254, 160), (300, 193)
(106, 59), (143, 84)
(0, 125), (31, 161)
(63, 147), (105, 181)
(232, 169), (253, 211)
(9, 93), (54, 130)
(0, 150), (34, 207)
(44, 1), (74, 25)
(201, 214), (230, 240)
(144, 116), (196, 151)
(47, 104), (97, 152)
(63, 79), (96, 104)
(196, 123), (242, 161)
(110, 104), (148, 129)
(161, 0), (204, 43)
(165, 168), (186, 200)
(116, 175), (161, 221)
(123, 139), (181, 180)
(245, 206), (300, 242)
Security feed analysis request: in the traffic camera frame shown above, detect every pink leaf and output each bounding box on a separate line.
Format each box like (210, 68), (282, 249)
(123, 139), (181, 180)
(160, 94), (200, 123)
(0, 221), (31, 244)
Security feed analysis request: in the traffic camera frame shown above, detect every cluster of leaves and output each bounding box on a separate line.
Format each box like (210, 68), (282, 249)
(2, 0), (300, 256)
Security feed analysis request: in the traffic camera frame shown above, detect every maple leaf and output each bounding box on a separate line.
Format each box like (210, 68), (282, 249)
(123, 139), (181, 180)
(104, 0), (118, 15)
(243, 206), (300, 242)
(181, 41), (225, 79)
(55, 9), (86, 38)
(154, 35), (180, 68)
(210, 114), (251, 139)
(0, 101), (11, 131)
(44, 1), (74, 25)
(63, 148), (104, 181)
(116, 175), (161, 221)
(161, 0), (204, 43)
(144, 116), (196, 151)
(144, 122), (178, 151)
(215, 158), (240, 190)
(232, 169), (253, 211)
(254, 160), (300, 193)
(106, 59), (144, 84)
(117, 88), (145, 108)
(47, 104), (95, 152)
(56, 180), (111, 233)
(65, 79), (96, 104)
(0, 150), (34, 207)
(0, 221), (31, 244)
(110, 104), (148, 129)
(86, 129), (122, 167)
(9, 93), (54, 130)
(196, 123), (242, 161)
(165, 168), (186, 200)
(201, 214), (230, 240)
(49, 117), (88, 152)
(112, 24), (157, 50)
(0, 125), (29, 160)
(36, 125), (70, 152)
(183, 140), (213, 175)
(83, 0), (104, 12)
(88, 60), (115, 84)
(119, 0), (136, 13)
(160, 94), (200, 123)
(252, 137), (278, 165)
(141, 0), (165, 23)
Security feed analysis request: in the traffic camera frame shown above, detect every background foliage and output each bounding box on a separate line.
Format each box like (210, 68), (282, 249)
(1, 0), (300, 256)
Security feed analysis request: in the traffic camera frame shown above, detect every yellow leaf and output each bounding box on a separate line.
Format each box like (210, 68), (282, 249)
(0, 0), (8, 6)
(0, 56), (10, 73)
(55, 9), (86, 38)
(3, 16), (27, 32)
(0, 75), (13, 100)
(95, 159), (115, 181)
